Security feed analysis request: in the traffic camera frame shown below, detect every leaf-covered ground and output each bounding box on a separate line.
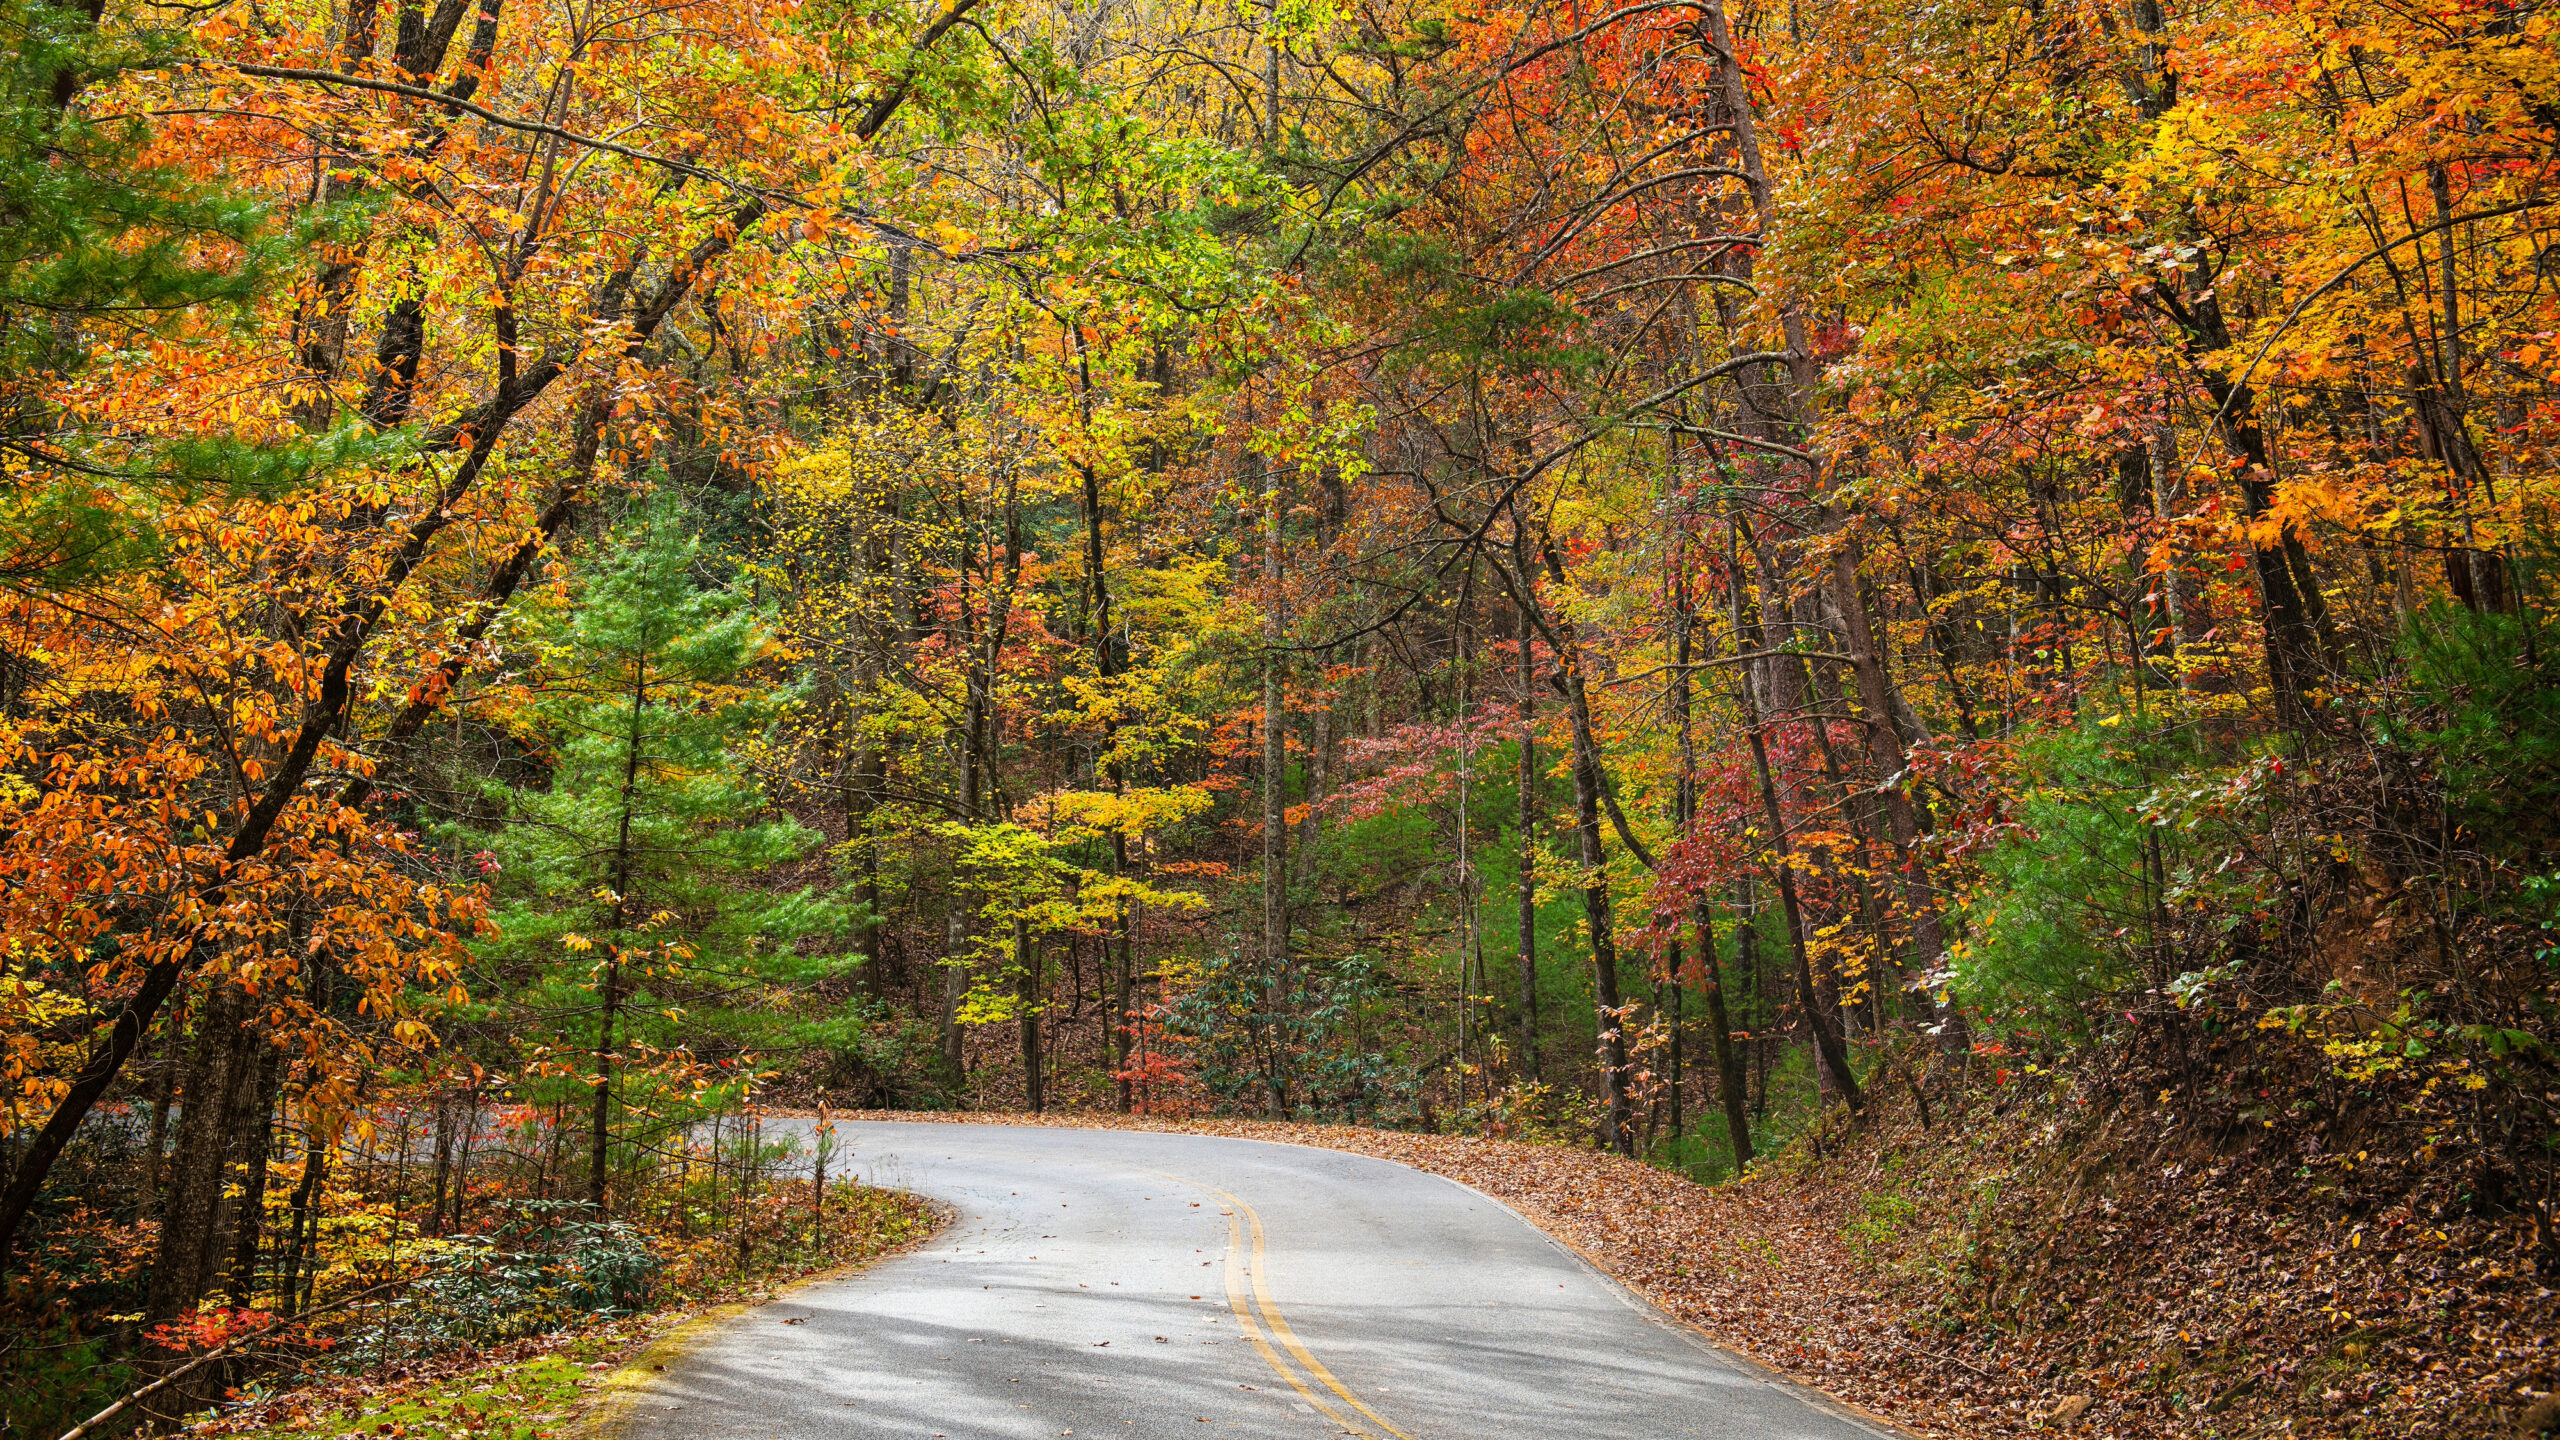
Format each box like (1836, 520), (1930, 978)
(182, 1183), (938, 1440)
(832, 1091), (2554, 1440)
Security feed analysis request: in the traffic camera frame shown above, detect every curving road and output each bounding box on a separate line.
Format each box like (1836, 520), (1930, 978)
(616, 1122), (1899, 1440)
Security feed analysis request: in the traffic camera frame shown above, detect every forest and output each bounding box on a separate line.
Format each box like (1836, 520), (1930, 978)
(1, 0), (2556, 1431)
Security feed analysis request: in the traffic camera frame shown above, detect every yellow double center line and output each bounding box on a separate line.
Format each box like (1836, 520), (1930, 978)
(1195, 1181), (1414, 1440)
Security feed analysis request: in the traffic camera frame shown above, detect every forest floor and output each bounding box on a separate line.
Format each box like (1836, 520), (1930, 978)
(824, 1081), (2553, 1440)
(178, 1184), (939, 1440)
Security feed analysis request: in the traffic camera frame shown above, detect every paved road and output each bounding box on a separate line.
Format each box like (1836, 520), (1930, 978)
(616, 1123), (1898, 1440)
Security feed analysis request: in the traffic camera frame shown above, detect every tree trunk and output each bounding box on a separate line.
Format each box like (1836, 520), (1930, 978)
(940, 905), (970, 1083)
(1017, 920), (1042, 1112)
(1672, 564), (1755, 1167)
(426, 1091), (456, 1236)
(147, 980), (255, 1321)
(1260, 414), (1288, 1007)
(1563, 679), (1635, 1155)
(588, 950), (621, 1212)
(1697, 898), (1755, 1169)
(143, 996), (186, 1200)
(1113, 867), (1135, 1114)
(1656, 965), (1682, 1145)
(451, 1085), (478, 1234)
(939, 598), (984, 1084)
(1516, 586), (1539, 1079)
(1256, 390), (1289, 1117)
(1740, 713), (1862, 1113)
(811, 1104), (829, 1243)
(593, 656), (649, 1215)
(278, 1120), (329, 1316)
(224, 1045), (284, 1307)
(1081, 450), (1136, 1115)
(1729, 521), (1865, 1115)
(2172, 293), (2331, 721)
(848, 736), (888, 999)
(1822, 540), (1971, 1049)
(1789, 643), (1893, 1038)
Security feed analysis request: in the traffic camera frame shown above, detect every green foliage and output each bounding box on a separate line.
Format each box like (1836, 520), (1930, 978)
(460, 498), (852, 1118)
(0, 1315), (130, 1440)
(402, 1202), (666, 1349)
(1306, 802), (1438, 906)
(2399, 601), (2560, 856)
(1656, 1044), (1820, 1185)
(1166, 947), (1415, 1121)
(1841, 1189), (1920, 1260)
(1949, 720), (2161, 1043)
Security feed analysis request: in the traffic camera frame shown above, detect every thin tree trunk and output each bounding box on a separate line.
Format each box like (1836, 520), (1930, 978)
(1302, 690), (1330, 855)
(940, 903), (970, 1083)
(1672, 564), (1754, 1167)
(1728, 531), (1865, 1115)
(1257, 389), (1289, 1118)
(1823, 540), (1970, 1049)
(1562, 669), (1635, 1155)
(592, 657), (649, 1215)
(278, 1120), (328, 1317)
(847, 717), (888, 999)
(588, 952), (621, 1212)
(1697, 897), (1755, 1169)
(1114, 870), (1134, 1114)
(451, 1085), (477, 1234)
(811, 1103), (829, 1245)
(938, 573), (984, 1084)
(1017, 920), (1042, 1112)
(1080, 448), (1136, 1115)
(2174, 293), (2333, 718)
(1667, 971), (1683, 1139)
(1516, 585), (1539, 1079)
(143, 996), (186, 1200)
(1260, 440), (1288, 974)
(426, 1091), (456, 1237)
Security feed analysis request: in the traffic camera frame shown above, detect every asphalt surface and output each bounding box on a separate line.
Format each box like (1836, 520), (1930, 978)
(617, 1122), (1900, 1440)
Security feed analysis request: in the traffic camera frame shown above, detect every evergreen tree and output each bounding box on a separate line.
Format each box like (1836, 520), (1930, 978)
(467, 501), (851, 1212)
(0, 0), (353, 583)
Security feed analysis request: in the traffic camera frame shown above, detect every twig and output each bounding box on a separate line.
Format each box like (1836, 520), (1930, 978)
(1889, 1331), (2000, 1380)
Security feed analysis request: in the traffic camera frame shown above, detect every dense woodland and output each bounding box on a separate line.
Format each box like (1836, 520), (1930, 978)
(2, 0), (2558, 1429)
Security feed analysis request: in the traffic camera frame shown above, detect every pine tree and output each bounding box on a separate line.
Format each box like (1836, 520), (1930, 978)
(468, 501), (851, 1213)
(0, 0), (346, 583)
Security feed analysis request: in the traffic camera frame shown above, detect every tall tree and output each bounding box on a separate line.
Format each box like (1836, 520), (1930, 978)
(472, 503), (844, 1213)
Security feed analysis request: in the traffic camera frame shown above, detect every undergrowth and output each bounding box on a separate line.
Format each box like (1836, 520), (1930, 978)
(1765, 1029), (2556, 1439)
(181, 1180), (934, 1440)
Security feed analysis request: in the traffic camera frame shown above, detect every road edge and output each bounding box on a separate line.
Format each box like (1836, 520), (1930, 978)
(573, 1196), (959, 1440)
(1407, 1165), (1922, 1440)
